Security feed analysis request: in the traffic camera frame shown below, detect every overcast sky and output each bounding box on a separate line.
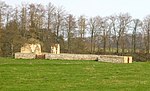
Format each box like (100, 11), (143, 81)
(3, 0), (150, 19)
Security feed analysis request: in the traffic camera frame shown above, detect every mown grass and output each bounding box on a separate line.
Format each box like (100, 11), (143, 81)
(0, 57), (150, 91)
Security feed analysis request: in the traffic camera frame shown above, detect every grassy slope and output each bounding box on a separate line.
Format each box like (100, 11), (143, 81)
(0, 58), (150, 91)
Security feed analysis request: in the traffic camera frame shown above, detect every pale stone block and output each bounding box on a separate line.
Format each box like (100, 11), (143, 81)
(51, 46), (56, 54)
(51, 44), (60, 54)
(56, 44), (60, 54)
(15, 53), (36, 59)
(128, 56), (132, 63)
(124, 56), (128, 63)
(34, 44), (42, 55)
(21, 44), (32, 53)
(123, 56), (132, 63)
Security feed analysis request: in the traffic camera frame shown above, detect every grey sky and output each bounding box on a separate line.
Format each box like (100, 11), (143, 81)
(3, 0), (150, 19)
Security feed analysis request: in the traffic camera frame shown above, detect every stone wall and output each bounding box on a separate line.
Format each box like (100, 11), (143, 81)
(15, 53), (132, 63)
(45, 54), (98, 60)
(98, 55), (132, 63)
(45, 54), (132, 63)
(15, 53), (36, 59)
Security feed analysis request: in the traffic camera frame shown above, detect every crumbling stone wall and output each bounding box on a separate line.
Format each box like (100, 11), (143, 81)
(51, 44), (60, 54)
(45, 54), (132, 63)
(15, 53), (132, 63)
(21, 43), (41, 55)
(45, 54), (98, 60)
(15, 53), (36, 59)
(15, 43), (42, 59)
(98, 55), (132, 63)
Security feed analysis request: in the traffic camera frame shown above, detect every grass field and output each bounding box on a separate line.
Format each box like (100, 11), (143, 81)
(0, 58), (150, 91)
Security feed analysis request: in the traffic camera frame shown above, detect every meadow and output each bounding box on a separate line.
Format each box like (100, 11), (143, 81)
(0, 57), (150, 91)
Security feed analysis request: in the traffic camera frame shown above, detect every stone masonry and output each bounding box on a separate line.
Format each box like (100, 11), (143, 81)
(45, 54), (98, 60)
(45, 54), (132, 63)
(15, 43), (132, 63)
(15, 43), (42, 59)
(15, 53), (36, 59)
(21, 43), (41, 55)
(51, 44), (60, 54)
(98, 55), (132, 63)
(15, 53), (132, 63)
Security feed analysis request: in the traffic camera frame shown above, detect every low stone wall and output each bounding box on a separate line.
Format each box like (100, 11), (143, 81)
(98, 55), (132, 63)
(15, 53), (36, 59)
(45, 54), (132, 63)
(15, 53), (132, 63)
(45, 53), (99, 60)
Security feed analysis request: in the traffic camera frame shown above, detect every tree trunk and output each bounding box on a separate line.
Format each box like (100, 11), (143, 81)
(91, 29), (94, 53)
(103, 29), (106, 53)
(11, 44), (14, 57)
(147, 29), (150, 53)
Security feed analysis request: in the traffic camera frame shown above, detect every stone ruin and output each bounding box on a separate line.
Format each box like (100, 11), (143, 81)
(45, 54), (132, 63)
(15, 43), (132, 63)
(19, 43), (60, 55)
(51, 44), (60, 54)
(21, 43), (42, 55)
(15, 43), (61, 59)
(15, 43), (42, 59)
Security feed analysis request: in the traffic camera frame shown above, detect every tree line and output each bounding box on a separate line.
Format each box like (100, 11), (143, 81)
(0, 1), (150, 58)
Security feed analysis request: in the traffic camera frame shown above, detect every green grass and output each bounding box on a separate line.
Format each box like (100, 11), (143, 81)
(0, 58), (150, 91)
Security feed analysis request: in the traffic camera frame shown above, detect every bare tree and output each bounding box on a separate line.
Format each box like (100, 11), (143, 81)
(131, 19), (142, 53)
(65, 14), (76, 52)
(78, 15), (87, 38)
(119, 13), (131, 54)
(54, 6), (65, 43)
(109, 15), (117, 53)
(89, 17), (97, 53)
(111, 13), (131, 53)
(46, 2), (55, 32)
(20, 4), (28, 37)
(28, 4), (45, 39)
(28, 4), (37, 38)
(101, 17), (113, 53)
(76, 15), (87, 53)
(143, 15), (150, 53)
(0, 1), (8, 29)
